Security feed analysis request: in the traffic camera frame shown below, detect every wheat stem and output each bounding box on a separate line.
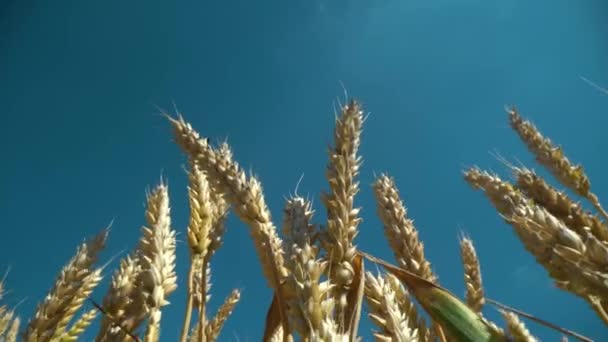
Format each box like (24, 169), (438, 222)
(180, 259), (197, 342)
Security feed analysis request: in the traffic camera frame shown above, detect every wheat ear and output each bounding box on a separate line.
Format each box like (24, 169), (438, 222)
(25, 229), (107, 342)
(282, 197), (334, 339)
(95, 254), (141, 341)
(373, 174), (436, 282)
(140, 183), (177, 342)
(385, 274), (431, 342)
(508, 107), (608, 221)
(181, 161), (214, 342)
(465, 168), (608, 322)
(58, 308), (98, 341)
(5, 316), (19, 342)
(459, 236), (485, 313)
(372, 173), (448, 341)
(204, 289), (241, 341)
(501, 311), (538, 342)
(320, 100), (363, 321)
(167, 115), (287, 291)
(0, 307), (14, 336)
(364, 272), (418, 341)
(513, 167), (608, 243)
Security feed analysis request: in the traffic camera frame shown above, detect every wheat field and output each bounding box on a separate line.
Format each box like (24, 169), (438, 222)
(0, 98), (606, 341)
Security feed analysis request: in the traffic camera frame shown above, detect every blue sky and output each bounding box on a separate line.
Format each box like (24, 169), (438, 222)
(1, 0), (607, 340)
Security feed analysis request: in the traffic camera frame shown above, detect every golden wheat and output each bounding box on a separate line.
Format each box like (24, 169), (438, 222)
(1, 98), (603, 342)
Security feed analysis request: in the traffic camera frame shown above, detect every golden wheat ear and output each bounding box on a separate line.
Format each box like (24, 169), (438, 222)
(0, 306), (20, 342)
(57, 308), (98, 342)
(508, 107), (608, 221)
(459, 235), (485, 314)
(180, 161), (214, 342)
(320, 100), (364, 324)
(140, 183), (177, 342)
(281, 196), (335, 339)
(385, 273), (432, 341)
(372, 173), (447, 340)
(168, 114), (287, 291)
(89, 297), (141, 342)
(465, 166), (608, 325)
(204, 289), (241, 341)
(25, 228), (108, 342)
(0, 307), (16, 337)
(513, 167), (608, 243)
(364, 271), (418, 341)
(105, 183), (176, 342)
(500, 311), (538, 342)
(95, 254), (141, 341)
(373, 174), (437, 283)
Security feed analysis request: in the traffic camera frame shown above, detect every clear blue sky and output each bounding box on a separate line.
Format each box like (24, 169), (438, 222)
(1, 0), (607, 340)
